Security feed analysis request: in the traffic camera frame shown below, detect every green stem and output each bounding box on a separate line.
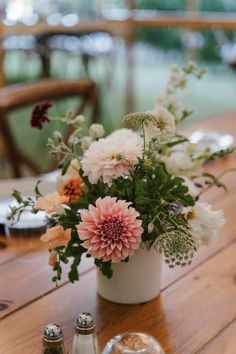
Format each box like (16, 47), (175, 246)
(198, 168), (236, 197)
(141, 122), (146, 159)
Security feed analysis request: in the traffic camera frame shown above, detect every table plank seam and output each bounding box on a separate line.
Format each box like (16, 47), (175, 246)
(2, 222), (235, 321)
(0, 245), (46, 266)
(161, 236), (236, 293)
(194, 316), (236, 354)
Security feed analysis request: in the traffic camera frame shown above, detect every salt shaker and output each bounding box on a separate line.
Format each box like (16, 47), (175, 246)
(71, 312), (99, 354)
(41, 323), (66, 354)
(102, 332), (165, 354)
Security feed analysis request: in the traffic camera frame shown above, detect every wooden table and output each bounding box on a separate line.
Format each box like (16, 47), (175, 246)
(0, 113), (236, 353)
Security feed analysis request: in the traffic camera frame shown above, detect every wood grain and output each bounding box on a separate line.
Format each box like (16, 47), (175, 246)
(1, 239), (236, 354)
(199, 320), (236, 354)
(0, 269), (139, 354)
(0, 249), (94, 319)
(98, 241), (236, 353)
(0, 235), (45, 266)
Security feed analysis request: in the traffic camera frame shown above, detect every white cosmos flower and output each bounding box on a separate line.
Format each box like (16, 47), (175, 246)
(163, 142), (202, 177)
(186, 202), (225, 247)
(81, 129), (142, 186)
(145, 105), (176, 142)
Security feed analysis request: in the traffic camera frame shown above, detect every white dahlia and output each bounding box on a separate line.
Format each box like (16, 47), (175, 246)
(81, 129), (142, 186)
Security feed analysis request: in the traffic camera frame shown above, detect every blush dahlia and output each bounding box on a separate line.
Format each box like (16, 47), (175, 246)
(76, 196), (143, 262)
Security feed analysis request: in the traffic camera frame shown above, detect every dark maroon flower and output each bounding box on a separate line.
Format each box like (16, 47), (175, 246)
(30, 101), (52, 129)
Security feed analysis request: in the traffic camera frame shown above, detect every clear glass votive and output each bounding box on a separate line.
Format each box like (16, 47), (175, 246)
(102, 332), (165, 354)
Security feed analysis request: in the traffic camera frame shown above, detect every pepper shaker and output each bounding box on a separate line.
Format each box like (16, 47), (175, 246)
(41, 323), (66, 354)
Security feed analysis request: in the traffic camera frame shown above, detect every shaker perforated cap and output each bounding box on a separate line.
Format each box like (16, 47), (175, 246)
(75, 312), (95, 334)
(43, 323), (63, 341)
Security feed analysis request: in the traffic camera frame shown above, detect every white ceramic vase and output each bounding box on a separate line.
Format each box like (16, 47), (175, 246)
(97, 246), (162, 304)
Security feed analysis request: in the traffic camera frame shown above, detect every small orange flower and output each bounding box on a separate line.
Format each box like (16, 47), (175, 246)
(35, 191), (68, 214)
(59, 176), (84, 203)
(40, 225), (71, 250)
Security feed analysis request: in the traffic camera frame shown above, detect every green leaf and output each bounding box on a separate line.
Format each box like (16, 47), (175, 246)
(12, 190), (23, 204)
(62, 159), (71, 175)
(68, 267), (79, 283)
(67, 252), (83, 283)
(95, 259), (113, 279)
(35, 180), (42, 197)
(165, 137), (189, 148)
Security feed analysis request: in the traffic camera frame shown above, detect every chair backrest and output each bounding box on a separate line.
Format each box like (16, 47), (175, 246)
(0, 79), (99, 178)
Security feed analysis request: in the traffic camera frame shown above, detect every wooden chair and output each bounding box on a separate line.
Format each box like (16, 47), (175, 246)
(0, 79), (99, 178)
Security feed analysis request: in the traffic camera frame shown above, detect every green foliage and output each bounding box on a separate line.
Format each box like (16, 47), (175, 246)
(61, 159), (71, 175)
(135, 0), (236, 61)
(95, 259), (113, 279)
(35, 181), (43, 198)
(68, 255), (81, 283)
(205, 147), (235, 161)
(8, 191), (35, 223)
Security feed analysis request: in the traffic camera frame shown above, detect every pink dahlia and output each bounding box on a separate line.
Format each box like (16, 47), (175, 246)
(76, 196), (143, 263)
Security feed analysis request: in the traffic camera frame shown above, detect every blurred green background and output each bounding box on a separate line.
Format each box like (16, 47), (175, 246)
(2, 0), (236, 174)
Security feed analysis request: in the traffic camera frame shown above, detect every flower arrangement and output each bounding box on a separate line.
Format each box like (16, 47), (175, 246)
(10, 62), (234, 283)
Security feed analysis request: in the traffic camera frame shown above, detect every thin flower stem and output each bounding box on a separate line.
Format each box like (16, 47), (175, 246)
(198, 168), (236, 197)
(215, 168), (236, 180)
(141, 122), (146, 159)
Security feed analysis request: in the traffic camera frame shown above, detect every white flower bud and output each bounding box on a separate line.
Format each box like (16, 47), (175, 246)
(80, 136), (92, 150)
(68, 135), (80, 145)
(171, 64), (179, 72)
(53, 131), (63, 141)
(187, 60), (196, 71)
(148, 222), (154, 234)
(89, 124), (105, 139)
(74, 114), (85, 124)
(66, 110), (75, 119)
